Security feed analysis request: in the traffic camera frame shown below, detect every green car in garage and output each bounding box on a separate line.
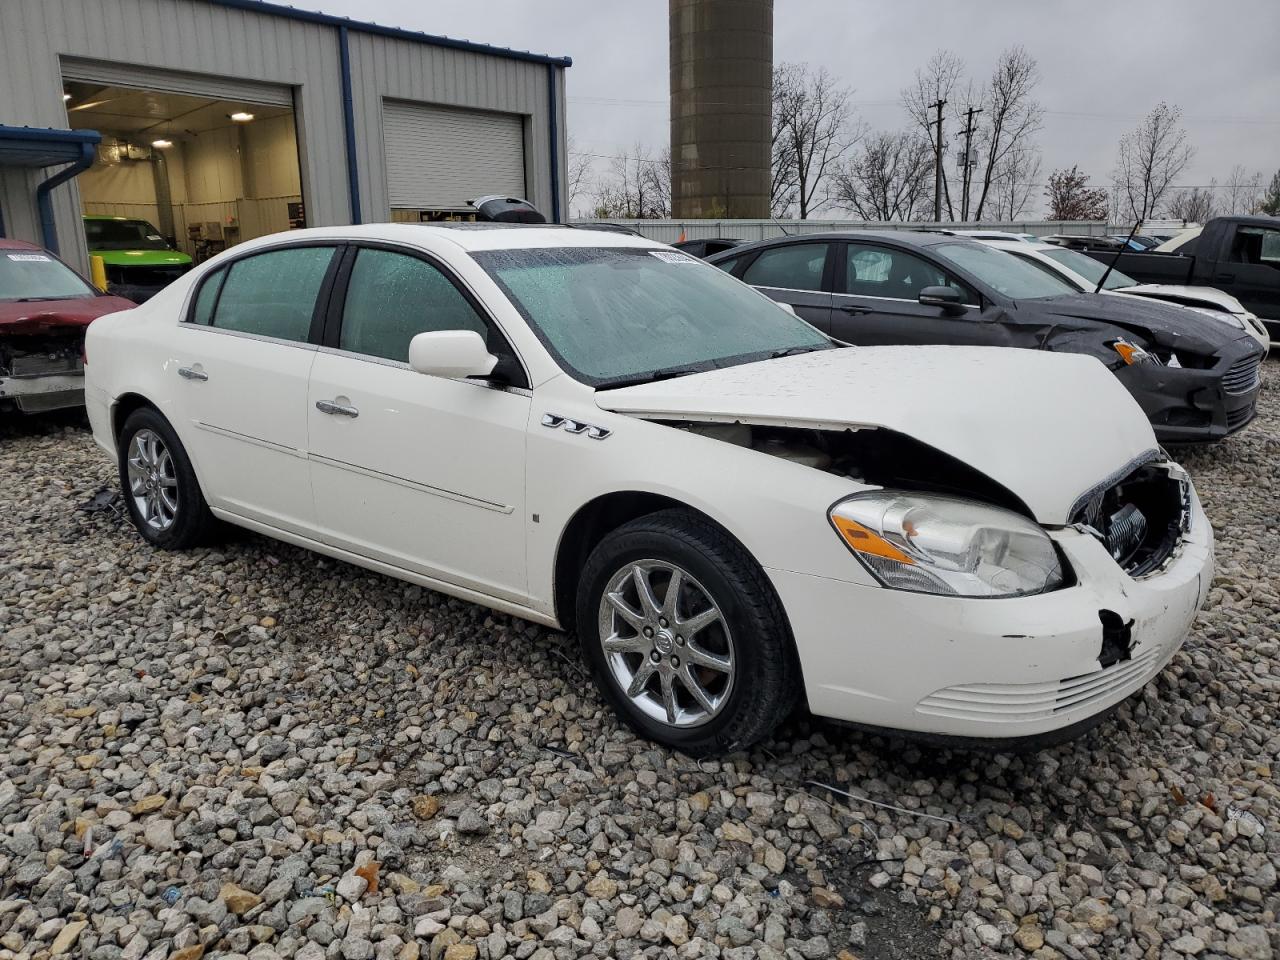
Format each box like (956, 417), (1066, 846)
(83, 215), (193, 303)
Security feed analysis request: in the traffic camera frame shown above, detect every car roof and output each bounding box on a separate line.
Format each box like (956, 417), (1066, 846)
(0, 237), (42, 251)
(218, 222), (664, 255)
(705, 230), (969, 261)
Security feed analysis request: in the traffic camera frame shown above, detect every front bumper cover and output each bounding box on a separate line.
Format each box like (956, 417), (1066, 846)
(769, 490), (1212, 741)
(1115, 346), (1262, 443)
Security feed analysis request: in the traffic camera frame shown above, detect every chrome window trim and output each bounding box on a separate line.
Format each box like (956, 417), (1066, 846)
(830, 291), (980, 310)
(175, 322), (319, 351)
(312, 344), (532, 396)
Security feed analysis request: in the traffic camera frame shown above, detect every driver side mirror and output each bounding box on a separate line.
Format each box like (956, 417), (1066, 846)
(408, 330), (498, 379)
(919, 285), (967, 315)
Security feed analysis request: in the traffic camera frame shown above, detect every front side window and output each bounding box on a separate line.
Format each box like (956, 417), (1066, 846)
(474, 247), (830, 386)
(845, 244), (965, 301)
(0, 250), (96, 302)
(933, 242), (1077, 300)
(339, 248), (488, 362)
(741, 243), (829, 291)
(208, 246), (336, 342)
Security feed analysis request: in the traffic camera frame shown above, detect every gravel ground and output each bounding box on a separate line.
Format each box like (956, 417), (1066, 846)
(1, 367), (1277, 960)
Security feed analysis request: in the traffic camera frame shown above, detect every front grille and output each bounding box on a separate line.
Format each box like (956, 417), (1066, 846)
(917, 651), (1160, 723)
(1226, 403), (1256, 432)
(1070, 459), (1190, 577)
(108, 264), (189, 288)
(1222, 353), (1262, 395)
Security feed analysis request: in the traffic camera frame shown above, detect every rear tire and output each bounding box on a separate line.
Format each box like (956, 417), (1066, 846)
(577, 508), (800, 756)
(117, 406), (216, 550)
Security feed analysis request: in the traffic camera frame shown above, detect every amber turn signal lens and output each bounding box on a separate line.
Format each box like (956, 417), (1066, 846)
(831, 515), (915, 565)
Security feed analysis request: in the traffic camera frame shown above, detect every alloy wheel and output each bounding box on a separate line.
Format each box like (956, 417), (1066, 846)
(126, 428), (179, 532)
(597, 559), (735, 728)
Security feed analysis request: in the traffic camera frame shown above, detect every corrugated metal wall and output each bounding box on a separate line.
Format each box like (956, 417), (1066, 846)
(0, 0), (567, 269)
(347, 30), (559, 223)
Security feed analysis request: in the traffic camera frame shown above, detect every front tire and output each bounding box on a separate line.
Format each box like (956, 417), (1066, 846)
(117, 407), (216, 550)
(577, 509), (800, 756)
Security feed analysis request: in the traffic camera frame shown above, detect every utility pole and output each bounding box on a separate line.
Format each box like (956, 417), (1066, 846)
(930, 98), (947, 222)
(958, 105), (983, 222)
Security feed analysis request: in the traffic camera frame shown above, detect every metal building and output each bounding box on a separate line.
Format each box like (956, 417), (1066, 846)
(669, 0), (772, 219)
(0, 0), (570, 275)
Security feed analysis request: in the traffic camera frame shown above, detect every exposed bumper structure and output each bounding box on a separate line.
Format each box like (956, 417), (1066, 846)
(0, 370), (85, 412)
(770, 491), (1213, 742)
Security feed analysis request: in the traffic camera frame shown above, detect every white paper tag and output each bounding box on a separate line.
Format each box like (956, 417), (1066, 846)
(649, 250), (698, 264)
(6, 253), (51, 262)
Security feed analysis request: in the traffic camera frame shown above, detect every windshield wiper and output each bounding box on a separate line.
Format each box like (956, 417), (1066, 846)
(602, 366), (702, 390)
(13, 295), (84, 302)
(769, 345), (821, 359)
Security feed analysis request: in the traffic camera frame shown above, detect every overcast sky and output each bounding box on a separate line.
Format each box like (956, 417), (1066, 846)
(311, 0), (1280, 217)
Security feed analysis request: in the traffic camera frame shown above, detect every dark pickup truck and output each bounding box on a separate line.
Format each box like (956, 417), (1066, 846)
(1084, 216), (1280, 344)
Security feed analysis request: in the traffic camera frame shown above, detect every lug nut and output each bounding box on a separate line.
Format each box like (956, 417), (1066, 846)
(650, 651), (660, 663)
(643, 627), (653, 637)
(659, 618), (668, 628)
(675, 635), (684, 646)
(671, 656), (680, 667)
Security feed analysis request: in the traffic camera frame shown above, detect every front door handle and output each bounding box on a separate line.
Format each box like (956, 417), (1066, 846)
(838, 304), (872, 315)
(177, 366), (208, 381)
(1215, 272), (1236, 283)
(315, 399), (359, 418)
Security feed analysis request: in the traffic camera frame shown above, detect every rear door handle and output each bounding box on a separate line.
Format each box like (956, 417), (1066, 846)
(1214, 272), (1235, 283)
(177, 366), (208, 381)
(838, 304), (872, 315)
(315, 399), (359, 418)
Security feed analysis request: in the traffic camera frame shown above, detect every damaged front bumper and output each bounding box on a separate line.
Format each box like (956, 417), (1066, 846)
(0, 370), (85, 412)
(1116, 346), (1262, 443)
(768, 488), (1212, 742)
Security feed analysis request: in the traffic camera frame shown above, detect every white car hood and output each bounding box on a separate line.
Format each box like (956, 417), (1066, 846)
(1123, 283), (1246, 314)
(596, 346), (1159, 525)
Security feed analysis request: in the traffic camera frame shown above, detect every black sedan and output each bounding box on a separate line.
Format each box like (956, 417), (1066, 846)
(708, 232), (1264, 442)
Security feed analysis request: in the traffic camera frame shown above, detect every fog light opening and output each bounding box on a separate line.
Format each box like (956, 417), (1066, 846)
(1098, 609), (1135, 668)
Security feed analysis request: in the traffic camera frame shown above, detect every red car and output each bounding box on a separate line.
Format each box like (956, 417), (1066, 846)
(1, 239), (134, 413)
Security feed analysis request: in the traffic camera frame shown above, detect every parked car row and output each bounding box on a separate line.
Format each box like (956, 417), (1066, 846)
(79, 217), (1228, 755)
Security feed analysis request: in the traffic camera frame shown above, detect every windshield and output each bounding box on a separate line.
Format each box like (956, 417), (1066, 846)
(473, 247), (831, 387)
(934, 242), (1078, 299)
(84, 218), (171, 251)
(0, 250), (96, 302)
(1042, 248), (1136, 290)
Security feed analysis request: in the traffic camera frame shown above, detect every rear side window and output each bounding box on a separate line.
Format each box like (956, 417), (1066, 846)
(339, 248), (488, 362)
(190, 269), (225, 325)
(742, 243), (829, 291)
(205, 246), (336, 341)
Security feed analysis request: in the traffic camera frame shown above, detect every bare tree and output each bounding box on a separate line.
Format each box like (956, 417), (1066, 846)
(1113, 102), (1195, 221)
(969, 47), (1043, 221)
(831, 131), (933, 221)
(1223, 164), (1263, 215)
(1045, 166), (1109, 220)
(901, 50), (969, 219)
(565, 135), (594, 217)
(771, 63), (859, 218)
(1166, 183), (1217, 223)
(988, 142), (1042, 220)
(591, 143), (668, 219)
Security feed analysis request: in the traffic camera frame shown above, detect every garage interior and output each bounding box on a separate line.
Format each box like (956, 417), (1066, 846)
(63, 79), (303, 261)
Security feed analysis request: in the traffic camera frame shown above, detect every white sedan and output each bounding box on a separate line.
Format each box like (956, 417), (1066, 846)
(980, 238), (1270, 352)
(84, 224), (1213, 755)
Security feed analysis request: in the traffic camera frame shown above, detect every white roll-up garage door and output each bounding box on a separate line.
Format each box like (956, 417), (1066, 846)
(383, 100), (526, 210)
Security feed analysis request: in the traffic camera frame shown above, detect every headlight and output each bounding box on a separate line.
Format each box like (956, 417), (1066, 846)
(1110, 339), (1159, 365)
(829, 492), (1065, 598)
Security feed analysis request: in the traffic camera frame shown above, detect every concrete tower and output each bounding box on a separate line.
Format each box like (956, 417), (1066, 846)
(669, 0), (773, 219)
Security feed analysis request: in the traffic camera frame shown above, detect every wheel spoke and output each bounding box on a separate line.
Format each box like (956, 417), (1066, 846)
(661, 567), (684, 620)
(658, 670), (678, 725)
(677, 665), (716, 714)
(158, 486), (179, 514)
(626, 660), (656, 698)
(602, 632), (649, 654)
(631, 565), (661, 618)
(606, 591), (647, 632)
(685, 642), (731, 673)
(678, 606), (720, 637)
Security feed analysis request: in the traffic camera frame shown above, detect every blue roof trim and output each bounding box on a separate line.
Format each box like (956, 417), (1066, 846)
(0, 125), (102, 169)
(206, 0), (572, 67)
(0, 125), (102, 145)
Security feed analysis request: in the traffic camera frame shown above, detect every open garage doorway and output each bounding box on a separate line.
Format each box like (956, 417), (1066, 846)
(63, 72), (304, 300)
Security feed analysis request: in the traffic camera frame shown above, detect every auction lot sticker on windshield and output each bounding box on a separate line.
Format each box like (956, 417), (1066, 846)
(6, 253), (52, 262)
(649, 250), (699, 264)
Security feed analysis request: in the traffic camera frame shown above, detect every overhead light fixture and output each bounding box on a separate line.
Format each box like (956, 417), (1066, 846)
(151, 139), (173, 149)
(229, 111), (254, 122)
(62, 93), (72, 101)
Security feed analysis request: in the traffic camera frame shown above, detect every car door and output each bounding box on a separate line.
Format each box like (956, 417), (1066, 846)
(1221, 224), (1280, 329)
(172, 243), (341, 534)
(306, 243), (532, 604)
(830, 241), (981, 345)
(736, 241), (834, 333)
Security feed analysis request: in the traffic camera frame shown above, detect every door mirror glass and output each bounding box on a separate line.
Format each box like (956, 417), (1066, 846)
(919, 285), (967, 313)
(408, 330), (498, 379)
